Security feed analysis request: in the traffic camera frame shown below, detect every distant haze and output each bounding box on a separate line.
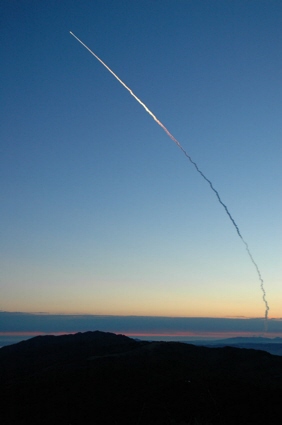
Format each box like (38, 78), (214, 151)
(1, 312), (282, 346)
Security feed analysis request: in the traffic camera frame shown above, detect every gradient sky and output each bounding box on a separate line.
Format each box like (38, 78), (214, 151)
(1, 1), (281, 322)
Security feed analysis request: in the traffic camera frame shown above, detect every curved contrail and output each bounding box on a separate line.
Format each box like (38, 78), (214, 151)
(70, 31), (270, 330)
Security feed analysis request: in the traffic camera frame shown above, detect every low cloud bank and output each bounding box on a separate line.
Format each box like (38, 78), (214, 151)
(1, 312), (282, 342)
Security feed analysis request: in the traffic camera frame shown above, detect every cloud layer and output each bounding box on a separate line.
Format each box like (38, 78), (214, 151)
(1, 312), (282, 343)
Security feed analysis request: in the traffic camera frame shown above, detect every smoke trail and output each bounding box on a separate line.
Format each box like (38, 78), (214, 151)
(69, 31), (269, 329)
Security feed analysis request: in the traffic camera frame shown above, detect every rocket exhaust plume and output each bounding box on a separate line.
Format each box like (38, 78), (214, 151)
(70, 31), (270, 330)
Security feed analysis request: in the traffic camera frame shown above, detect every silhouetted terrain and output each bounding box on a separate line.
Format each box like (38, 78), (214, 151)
(188, 336), (282, 356)
(1, 331), (282, 424)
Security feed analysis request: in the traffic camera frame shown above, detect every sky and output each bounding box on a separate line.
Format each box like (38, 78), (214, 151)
(1, 1), (281, 338)
(1, 312), (282, 347)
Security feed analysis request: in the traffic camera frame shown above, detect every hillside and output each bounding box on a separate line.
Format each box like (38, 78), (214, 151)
(189, 336), (282, 356)
(1, 331), (282, 424)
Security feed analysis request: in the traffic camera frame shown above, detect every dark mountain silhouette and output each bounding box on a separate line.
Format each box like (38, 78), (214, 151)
(1, 331), (282, 424)
(213, 336), (282, 344)
(187, 336), (282, 356)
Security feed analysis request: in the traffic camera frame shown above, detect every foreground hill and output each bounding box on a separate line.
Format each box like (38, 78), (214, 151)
(1, 331), (282, 424)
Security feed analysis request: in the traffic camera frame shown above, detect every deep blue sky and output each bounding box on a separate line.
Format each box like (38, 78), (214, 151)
(1, 1), (281, 321)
